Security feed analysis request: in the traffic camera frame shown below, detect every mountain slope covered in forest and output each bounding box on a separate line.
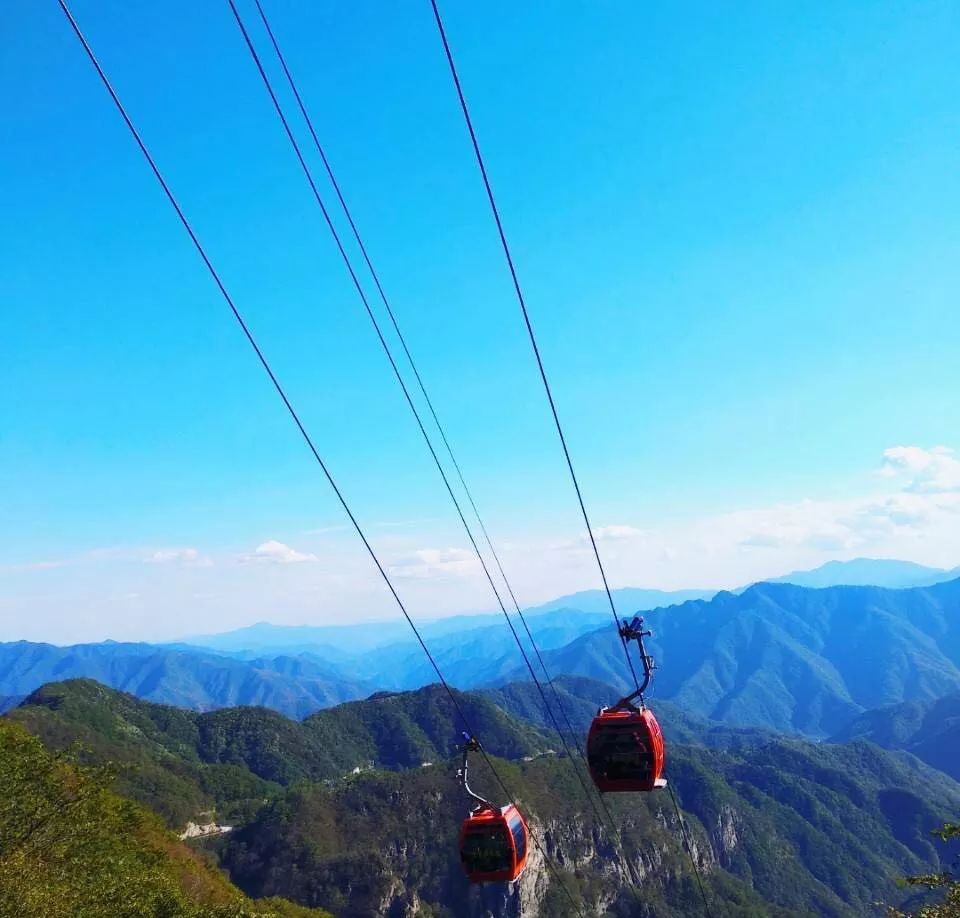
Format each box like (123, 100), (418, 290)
(0, 718), (324, 918)
(832, 690), (960, 782)
(509, 578), (960, 736)
(7, 678), (960, 917)
(221, 730), (960, 917)
(8, 679), (551, 827)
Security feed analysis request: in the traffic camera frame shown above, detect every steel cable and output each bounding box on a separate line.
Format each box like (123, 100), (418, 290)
(54, 4), (587, 913)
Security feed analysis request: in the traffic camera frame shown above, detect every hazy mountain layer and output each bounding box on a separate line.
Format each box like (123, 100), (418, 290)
(0, 640), (374, 719)
(763, 557), (959, 590)
(5, 574), (960, 740)
(180, 586), (708, 655)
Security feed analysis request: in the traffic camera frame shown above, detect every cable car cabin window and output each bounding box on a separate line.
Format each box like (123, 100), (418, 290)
(589, 723), (654, 782)
(461, 826), (512, 875)
(509, 814), (526, 862)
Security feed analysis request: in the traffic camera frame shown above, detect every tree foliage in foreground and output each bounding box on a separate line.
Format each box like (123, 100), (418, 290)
(0, 719), (327, 918)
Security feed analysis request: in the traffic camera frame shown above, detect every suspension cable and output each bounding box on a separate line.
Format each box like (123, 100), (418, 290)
(427, 0), (641, 694)
(234, 0), (648, 900)
(422, 6), (665, 901)
(429, 11), (717, 914)
(250, 0), (589, 760)
(668, 783), (716, 918)
(233, 0), (608, 820)
(54, 4), (586, 914)
(226, 0), (578, 789)
(240, 0), (656, 904)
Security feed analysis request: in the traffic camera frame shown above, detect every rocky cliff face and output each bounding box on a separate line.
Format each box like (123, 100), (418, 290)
(447, 791), (735, 918)
(217, 741), (958, 917)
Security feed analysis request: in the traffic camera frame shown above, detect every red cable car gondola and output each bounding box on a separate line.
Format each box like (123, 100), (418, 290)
(457, 736), (529, 883)
(460, 802), (528, 883)
(587, 615), (668, 794)
(588, 704), (666, 792)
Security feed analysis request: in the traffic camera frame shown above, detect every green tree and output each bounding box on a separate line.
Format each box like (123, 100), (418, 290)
(889, 825), (960, 917)
(0, 720), (328, 918)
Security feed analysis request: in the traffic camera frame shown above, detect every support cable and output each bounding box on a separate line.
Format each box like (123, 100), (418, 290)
(230, 0), (610, 839)
(54, 4), (585, 913)
(249, 0), (596, 776)
(427, 0), (641, 694)
(235, 0), (652, 904)
(242, 0), (652, 902)
(251, 0), (586, 758)
(667, 783), (716, 918)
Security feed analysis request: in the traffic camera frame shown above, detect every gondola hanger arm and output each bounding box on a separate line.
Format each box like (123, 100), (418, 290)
(458, 734), (497, 813)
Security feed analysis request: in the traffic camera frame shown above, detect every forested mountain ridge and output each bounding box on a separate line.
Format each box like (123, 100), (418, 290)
(231, 738), (960, 917)
(0, 640), (374, 718)
(481, 675), (778, 750)
(8, 679), (551, 827)
(509, 578), (960, 736)
(7, 678), (960, 916)
(832, 690), (960, 782)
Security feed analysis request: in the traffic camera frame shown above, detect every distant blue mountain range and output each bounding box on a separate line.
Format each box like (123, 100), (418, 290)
(178, 558), (958, 660)
(762, 557), (960, 590)
(179, 585), (707, 655)
(2, 558), (957, 732)
(0, 640), (374, 719)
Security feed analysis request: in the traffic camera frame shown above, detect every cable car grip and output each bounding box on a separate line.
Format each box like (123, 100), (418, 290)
(457, 733), (497, 813)
(615, 615), (656, 708)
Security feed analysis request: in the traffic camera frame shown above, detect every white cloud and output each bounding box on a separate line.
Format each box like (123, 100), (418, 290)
(880, 445), (960, 493)
(551, 524), (649, 555)
(243, 540), (317, 565)
(803, 523), (862, 552)
(388, 547), (480, 580)
(0, 561), (67, 574)
(739, 532), (784, 549)
(533, 445), (960, 592)
(591, 525), (648, 543)
(728, 449), (960, 558)
(152, 547), (196, 563)
(6, 444), (959, 643)
(853, 492), (937, 529)
(722, 474), (958, 583)
(149, 547), (213, 568)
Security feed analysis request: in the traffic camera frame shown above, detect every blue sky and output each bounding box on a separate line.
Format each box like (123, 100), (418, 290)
(2, 1), (959, 642)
